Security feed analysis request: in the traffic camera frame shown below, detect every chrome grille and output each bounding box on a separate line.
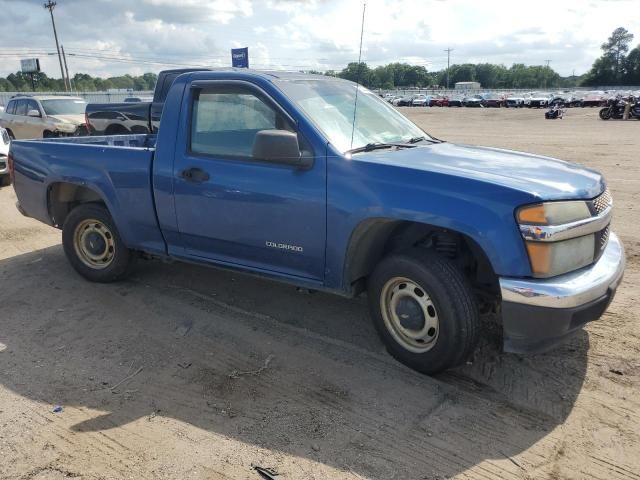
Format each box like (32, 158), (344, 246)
(599, 225), (610, 251)
(592, 189), (612, 215)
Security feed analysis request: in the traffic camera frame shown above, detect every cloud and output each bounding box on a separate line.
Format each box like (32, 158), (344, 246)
(0, 0), (639, 79)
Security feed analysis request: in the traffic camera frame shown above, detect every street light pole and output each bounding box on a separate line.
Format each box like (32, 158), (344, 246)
(43, 1), (69, 92)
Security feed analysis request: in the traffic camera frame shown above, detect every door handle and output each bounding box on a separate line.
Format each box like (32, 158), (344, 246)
(181, 167), (210, 183)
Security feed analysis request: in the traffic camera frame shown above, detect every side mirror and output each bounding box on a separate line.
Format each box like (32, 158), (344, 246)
(252, 129), (312, 168)
(27, 109), (41, 118)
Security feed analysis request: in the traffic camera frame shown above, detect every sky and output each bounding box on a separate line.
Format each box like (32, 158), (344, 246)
(1, 0), (640, 79)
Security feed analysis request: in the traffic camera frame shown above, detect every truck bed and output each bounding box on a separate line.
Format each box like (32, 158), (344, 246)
(10, 133), (165, 256)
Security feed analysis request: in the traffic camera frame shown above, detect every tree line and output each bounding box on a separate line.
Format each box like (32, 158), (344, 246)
(0, 27), (637, 92)
(0, 71), (158, 92)
(329, 62), (573, 89)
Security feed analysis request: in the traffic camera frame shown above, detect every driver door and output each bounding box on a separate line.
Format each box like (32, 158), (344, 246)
(171, 81), (327, 281)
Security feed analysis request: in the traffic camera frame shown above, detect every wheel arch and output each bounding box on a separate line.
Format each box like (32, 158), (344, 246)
(343, 218), (500, 303)
(47, 182), (108, 228)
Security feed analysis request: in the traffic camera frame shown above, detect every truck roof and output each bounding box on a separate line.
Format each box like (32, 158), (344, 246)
(187, 68), (343, 82)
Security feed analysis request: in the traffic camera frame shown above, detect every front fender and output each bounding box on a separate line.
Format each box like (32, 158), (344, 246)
(325, 157), (536, 291)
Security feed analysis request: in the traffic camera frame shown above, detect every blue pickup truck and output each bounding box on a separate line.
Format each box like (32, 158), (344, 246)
(8, 70), (625, 374)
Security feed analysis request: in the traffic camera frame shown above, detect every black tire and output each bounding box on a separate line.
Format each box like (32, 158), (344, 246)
(599, 108), (611, 120)
(62, 203), (135, 283)
(0, 175), (11, 187)
(367, 249), (480, 375)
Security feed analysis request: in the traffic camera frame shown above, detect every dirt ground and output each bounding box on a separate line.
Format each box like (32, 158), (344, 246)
(0, 107), (639, 480)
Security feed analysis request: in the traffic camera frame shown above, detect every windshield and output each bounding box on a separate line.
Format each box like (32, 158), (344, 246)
(41, 99), (87, 115)
(275, 79), (429, 153)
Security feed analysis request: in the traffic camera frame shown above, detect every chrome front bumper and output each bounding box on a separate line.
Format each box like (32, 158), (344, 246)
(499, 232), (625, 352)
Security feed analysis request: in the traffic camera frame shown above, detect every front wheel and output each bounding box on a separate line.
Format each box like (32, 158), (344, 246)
(367, 249), (480, 374)
(62, 204), (135, 282)
(599, 108), (611, 120)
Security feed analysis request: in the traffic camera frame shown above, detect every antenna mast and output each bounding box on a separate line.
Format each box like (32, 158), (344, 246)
(350, 2), (367, 151)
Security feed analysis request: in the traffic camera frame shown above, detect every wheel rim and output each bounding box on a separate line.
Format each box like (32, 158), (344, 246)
(73, 219), (115, 269)
(380, 277), (440, 353)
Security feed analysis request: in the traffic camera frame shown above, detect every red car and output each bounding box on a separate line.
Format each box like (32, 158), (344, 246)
(429, 95), (449, 107)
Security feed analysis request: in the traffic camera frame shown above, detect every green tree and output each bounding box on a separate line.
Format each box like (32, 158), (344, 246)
(583, 27), (634, 85)
(624, 45), (640, 84)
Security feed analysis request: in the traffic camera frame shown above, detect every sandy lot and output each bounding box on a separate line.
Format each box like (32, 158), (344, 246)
(0, 107), (638, 480)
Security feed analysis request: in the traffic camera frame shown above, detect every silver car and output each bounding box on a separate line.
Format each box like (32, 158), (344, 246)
(0, 127), (10, 186)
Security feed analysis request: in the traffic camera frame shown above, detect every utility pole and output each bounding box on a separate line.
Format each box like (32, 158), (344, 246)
(61, 44), (73, 92)
(444, 48), (453, 90)
(43, 1), (69, 92)
(544, 60), (551, 88)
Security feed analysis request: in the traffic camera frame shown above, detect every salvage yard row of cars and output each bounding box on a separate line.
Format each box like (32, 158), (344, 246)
(1, 84), (639, 141)
(385, 90), (640, 108)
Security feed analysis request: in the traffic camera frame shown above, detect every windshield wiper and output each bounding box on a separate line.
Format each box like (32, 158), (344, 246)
(407, 136), (444, 144)
(345, 142), (417, 155)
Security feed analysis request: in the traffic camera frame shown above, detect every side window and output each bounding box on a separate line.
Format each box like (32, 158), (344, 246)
(190, 85), (293, 158)
(6, 100), (16, 115)
(25, 99), (40, 116)
(14, 100), (28, 116)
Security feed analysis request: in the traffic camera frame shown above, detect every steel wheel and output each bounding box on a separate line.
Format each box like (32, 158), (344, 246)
(73, 219), (115, 270)
(380, 276), (440, 353)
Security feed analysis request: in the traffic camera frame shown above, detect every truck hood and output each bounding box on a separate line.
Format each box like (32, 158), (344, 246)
(48, 114), (84, 125)
(359, 142), (604, 200)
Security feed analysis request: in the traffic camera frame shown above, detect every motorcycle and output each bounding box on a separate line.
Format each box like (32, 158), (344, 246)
(599, 97), (640, 120)
(545, 104), (565, 119)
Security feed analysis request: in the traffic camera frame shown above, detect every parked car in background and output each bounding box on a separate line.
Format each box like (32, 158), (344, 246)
(0, 95), (88, 139)
(481, 93), (503, 108)
(505, 94), (525, 108)
(86, 110), (152, 135)
(412, 94), (430, 107)
(86, 68), (209, 135)
(10, 69), (625, 375)
(0, 127), (10, 185)
(429, 94), (448, 107)
(124, 96), (154, 103)
(447, 95), (464, 107)
(393, 95), (415, 107)
(582, 92), (605, 107)
(524, 93), (552, 108)
(463, 95), (483, 107)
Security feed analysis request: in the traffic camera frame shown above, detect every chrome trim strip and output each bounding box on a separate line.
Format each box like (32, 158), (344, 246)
(500, 232), (625, 309)
(519, 206), (612, 242)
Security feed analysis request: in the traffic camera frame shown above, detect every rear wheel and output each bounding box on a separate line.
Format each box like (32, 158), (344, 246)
(367, 249), (480, 374)
(62, 204), (135, 282)
(0, 175), (10, 187)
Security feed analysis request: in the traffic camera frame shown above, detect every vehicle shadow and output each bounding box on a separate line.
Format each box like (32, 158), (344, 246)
(0, 246), (589, 479)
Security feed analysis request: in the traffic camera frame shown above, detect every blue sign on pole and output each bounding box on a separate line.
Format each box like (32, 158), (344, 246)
(231, 47), (249, 68)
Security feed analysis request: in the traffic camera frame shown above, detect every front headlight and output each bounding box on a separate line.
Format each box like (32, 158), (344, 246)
(524, 234), (595, 277)
(54, 123), (77, 133)
(516, 199), (611, 278)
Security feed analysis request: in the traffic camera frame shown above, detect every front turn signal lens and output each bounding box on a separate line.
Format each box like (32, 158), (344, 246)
(517, 204), (547, 224)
